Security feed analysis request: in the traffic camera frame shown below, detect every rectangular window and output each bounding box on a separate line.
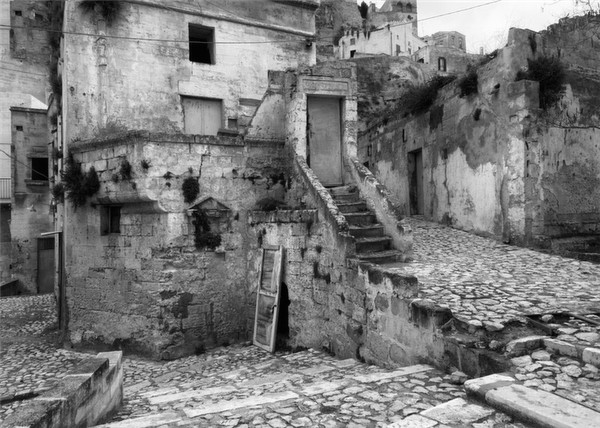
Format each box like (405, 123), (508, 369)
(350, 49), (356, 58)
(189, 24), (215, 64)
(101, 206), (121, 235)
(350, 38), (356, 45)
(31, 157), (48, 181)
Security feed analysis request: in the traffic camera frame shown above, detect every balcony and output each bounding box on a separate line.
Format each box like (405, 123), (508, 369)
(0, 177), (10, 203)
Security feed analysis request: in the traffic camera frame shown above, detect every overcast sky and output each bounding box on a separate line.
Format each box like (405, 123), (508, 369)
(361, 0), (593, 53)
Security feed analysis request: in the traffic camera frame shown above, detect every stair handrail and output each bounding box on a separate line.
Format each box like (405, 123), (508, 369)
(293, 155), (354, 242)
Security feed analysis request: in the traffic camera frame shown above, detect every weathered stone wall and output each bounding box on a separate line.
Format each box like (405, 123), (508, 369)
(359, 29), (538, 243)
(10, 108), (53, 293)
(315, 0), (361, 63)
(62, 0), (317, 142)
(412, 45), (482, 75)
(360, 17), (600, 245)
(524, 15), (600, 241)
(66, 134), (288, 358)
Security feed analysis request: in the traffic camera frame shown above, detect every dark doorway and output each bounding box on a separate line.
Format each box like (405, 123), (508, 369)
(408, 149), (424, 215)
(276, 282), (290, 351)
(37, 237), (55, 293)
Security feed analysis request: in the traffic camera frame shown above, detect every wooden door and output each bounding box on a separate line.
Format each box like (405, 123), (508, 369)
(307, 97), (343, 186)
(182, 97), (222, 136)
(408, 149), (424, 215)
(37, 237), (55, 294)
(253, 245), (284, 352)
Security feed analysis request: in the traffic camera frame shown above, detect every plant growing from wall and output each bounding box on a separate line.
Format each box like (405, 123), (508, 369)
(458, 67), (478, 97)
(182, 177), (200, 204)
(61, 153), (101, 208)
(48, 1), (64, 106)
(120, 159), (132, 180)
(140, 159), (151, 170)
(51, 182), (65, 203)
(193, 210), (222, 250)
(401, 75), (456, 116)
(515, 56), (566, 109)
(80, 1), (121, 25)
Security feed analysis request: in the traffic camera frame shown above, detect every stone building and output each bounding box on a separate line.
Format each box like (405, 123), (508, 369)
(337, 22), (426, 59)
(9, 107), (54, 294)
(359, 15), (600, 248)
(0, 0), (53, 290)
(370, 0), (418, 34)
(53, 0), (414, 363)
(424, 31), (466, 51)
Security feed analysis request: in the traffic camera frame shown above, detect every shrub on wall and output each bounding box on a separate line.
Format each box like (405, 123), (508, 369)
(182, 177), (200, 204)
(120, 159), (132, 180)
(193, 211), (221, 250)
(402, 75), (456, 116)
(516, 56), (565, 109)
(458, 67), (478, 97)
(61, 154), (100, 208)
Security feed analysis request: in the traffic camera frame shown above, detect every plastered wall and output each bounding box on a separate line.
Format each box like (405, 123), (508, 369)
(62, 0), (317, 142)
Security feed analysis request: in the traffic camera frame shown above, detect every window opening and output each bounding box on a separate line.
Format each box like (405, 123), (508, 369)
(101, 206), (121, 235)
(15, 10), (22, 16)
(438, 57), (447, 72)
(189, 24), (215, 64)
(15, 125), (23, 131)
(31, 158), (48, 180)
(350, 38), (356, 45)
(350, 49), (356, 58)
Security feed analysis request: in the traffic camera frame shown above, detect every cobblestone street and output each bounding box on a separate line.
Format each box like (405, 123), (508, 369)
(398, 218), (600, 330)
(2, 219), (600, 426)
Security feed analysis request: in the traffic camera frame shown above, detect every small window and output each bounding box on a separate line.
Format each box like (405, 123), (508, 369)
(350, 50), (356, 58)
(350, 38), (356, 45)
(406, 3), (412, 13)
(15, 125), (23, 131)
(396, 44), (401, 55)
(31, 157), (48, 181)
(101, 206), (121, 235)
(438, 57), (447, 72)
(189, 24), (215, 64)
(14, 10), (22, 16)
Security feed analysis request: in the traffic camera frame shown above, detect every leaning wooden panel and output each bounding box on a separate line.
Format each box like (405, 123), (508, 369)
(253, 245), (284, 353)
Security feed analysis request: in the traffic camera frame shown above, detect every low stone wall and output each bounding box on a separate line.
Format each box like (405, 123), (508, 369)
(3, 351), (123, 428)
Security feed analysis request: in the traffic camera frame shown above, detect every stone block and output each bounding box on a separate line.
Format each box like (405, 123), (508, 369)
(582, 347), (600, 367)
(505, 335), (548, 357)
(543, 338), (579, 357)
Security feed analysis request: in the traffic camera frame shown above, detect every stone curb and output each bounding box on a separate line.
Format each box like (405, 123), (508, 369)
(504, 335), (600, 369)
(465, 373), (600, 428)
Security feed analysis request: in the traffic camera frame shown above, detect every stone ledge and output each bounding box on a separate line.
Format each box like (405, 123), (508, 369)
(247, 209), (317, 225)
(3, 351), (123, 428)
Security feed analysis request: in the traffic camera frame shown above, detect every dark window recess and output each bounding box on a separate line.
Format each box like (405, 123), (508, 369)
(350, 50), (356, 58)
(438, 57), (447, 72)
(15, 10), (22, 16)
(15, 125), (23, 131)
(101, 206), (121, 235)
(189, 24), (215, 64)
(31, 157), (48, 180)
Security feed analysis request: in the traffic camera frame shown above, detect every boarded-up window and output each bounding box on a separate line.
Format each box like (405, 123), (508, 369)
(181, 97), (222, 136)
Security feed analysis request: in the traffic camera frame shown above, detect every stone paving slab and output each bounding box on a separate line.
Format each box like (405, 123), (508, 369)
(388, 218), (600, 329)
(466, 374), (600, 428)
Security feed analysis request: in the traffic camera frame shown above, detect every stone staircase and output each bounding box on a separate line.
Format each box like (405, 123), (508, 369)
(329, 184), (403, 264)
(550, 235), (600, 263)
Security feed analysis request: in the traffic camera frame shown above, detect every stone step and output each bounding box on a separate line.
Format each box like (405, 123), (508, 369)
(344, 212), (376, 226)
(331, 192), (360, 203)
(551, 235), (600, 253)
(355, 236), (391, 253)
(349, 224), (385, 238)
(356, 249), (403, 264)
(465, 373), (600, 428)
(327, 185), (358, 196)
(563, 251), (600, 263)
(336, 201), (368, 213)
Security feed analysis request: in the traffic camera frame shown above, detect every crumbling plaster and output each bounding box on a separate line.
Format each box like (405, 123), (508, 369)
(62, 0), (317, 142)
